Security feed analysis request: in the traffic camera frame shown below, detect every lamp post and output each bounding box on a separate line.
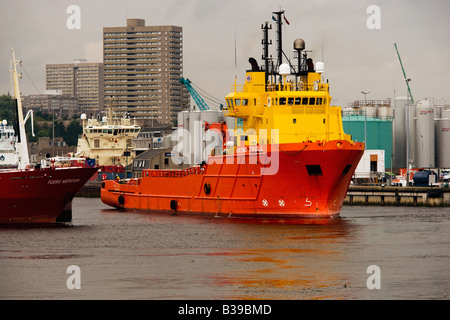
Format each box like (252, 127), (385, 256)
(361, 90), (370, 149)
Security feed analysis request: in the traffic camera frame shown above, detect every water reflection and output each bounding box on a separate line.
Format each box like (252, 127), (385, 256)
(4, 199), (447, 299)
(205, 221), (356, 299)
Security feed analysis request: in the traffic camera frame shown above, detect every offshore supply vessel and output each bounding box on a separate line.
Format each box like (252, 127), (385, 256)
(75, 100), (141, 167)
(75, 100), (141, 180)
(101, 11), (364, 218)
(0, 50), (97, 224)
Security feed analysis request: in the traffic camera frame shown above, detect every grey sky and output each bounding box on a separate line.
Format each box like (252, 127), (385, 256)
(1, 0), (449, 109)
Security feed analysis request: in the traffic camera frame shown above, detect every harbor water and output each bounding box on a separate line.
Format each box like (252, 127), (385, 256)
(0, 197), (449, 300)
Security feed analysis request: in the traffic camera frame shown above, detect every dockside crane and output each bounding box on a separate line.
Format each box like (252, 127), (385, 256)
(394, 43), (414, 104)
(180, 78), (210, 111)
(394, 42), (413, 183)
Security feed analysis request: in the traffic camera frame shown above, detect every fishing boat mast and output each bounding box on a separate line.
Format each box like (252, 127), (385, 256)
(10, 49), (30, 169)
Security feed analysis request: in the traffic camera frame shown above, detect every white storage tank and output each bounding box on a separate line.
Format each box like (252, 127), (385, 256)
(393, 96), (416, 169)
(224, 116), (236, 130)
(415, 100), (435, 168)
(189, 111), (202, 164)
(435, 109), (450, 168)
(182, 111), (190, 163)
(377, 105), (393, 119)
(342, 107), (356, 117)
(200, 109), (222, 124)
(365, 105), (377, 118)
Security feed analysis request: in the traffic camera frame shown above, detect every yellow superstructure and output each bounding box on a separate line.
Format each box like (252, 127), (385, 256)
(224, 69), (352, 146)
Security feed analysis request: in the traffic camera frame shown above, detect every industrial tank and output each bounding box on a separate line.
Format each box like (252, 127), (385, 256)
(182, 111), (190, 163)
(365, 105), (377, 118)
(435, 109), (450, 168)
(393, 96), (417, 169)
(189, 110), (202, 164)
(415, 100), (435, 168)
(377, 105), (392, 119)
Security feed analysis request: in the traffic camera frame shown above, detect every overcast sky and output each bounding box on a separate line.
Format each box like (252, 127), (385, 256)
(1, 0), (449, 109)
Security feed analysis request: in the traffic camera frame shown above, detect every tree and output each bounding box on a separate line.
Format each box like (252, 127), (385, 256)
(0, 94), (15, 125)
(1, 94), (83, 146)
(64, 120), (82, 146)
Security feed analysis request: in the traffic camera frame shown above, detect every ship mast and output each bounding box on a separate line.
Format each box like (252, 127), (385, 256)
(10, 49), (30, 169)
(272, 9), (284, 69)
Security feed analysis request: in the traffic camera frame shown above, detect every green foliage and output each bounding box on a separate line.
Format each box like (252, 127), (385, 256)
(0, 94), (15, 125)
(0, 94), (82, 146)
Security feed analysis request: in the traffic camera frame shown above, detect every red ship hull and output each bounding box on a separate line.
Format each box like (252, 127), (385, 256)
(101, 140), (364, 218)
(0, 167), (98, 224)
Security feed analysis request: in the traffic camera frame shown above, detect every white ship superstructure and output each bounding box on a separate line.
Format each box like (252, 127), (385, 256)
(0, 121), (19, 167)
(76, 103), (141, 166)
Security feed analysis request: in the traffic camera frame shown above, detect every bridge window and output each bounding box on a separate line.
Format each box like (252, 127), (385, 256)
(242, 99), (248, 106)
(302, 97), (308, 105)
(279, 97), (286, 105)
(294, 97), (301, 105)
(288, 97), (294, 105)
(317, 97), (323, 105)
(235, 99), (241, 106)
(309, 98), (316, 105)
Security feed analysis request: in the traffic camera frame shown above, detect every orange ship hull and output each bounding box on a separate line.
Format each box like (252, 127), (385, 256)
(101, 140), (364, 218)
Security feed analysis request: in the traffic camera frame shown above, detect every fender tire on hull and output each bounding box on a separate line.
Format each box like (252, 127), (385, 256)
(170, 200), (178, 211)
(204, 183), (211, 195)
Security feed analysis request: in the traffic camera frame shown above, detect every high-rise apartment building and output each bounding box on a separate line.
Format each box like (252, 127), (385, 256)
(46, 60), (104, 115)
(103, 19), (189, 126)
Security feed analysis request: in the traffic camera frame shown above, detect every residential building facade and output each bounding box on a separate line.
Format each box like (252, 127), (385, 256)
(22, 90), (78, 119)
(46, 60), (104, 115)
(103, 19), (189, 126)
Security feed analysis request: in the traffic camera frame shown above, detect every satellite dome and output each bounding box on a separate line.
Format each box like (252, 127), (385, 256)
(316, 62), (325, 73)
(279, 63), (290, 76)
(294, 38), (305, 51)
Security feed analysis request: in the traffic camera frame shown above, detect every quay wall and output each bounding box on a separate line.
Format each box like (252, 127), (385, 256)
(344, 185), (450, 207)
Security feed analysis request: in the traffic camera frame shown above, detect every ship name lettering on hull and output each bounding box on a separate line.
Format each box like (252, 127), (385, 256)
(47, 179), (81, 185)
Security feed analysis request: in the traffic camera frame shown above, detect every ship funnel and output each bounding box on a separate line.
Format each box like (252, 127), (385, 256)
(294, 38), (305, 51)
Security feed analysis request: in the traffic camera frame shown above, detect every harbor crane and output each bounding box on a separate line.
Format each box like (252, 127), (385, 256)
(394, 43), (414, 104)
(394, 42), (414, 183)
(180, 78), (210, 111)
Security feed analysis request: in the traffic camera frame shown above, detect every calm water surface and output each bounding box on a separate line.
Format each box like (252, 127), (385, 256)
(0, 198), (449, 300)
